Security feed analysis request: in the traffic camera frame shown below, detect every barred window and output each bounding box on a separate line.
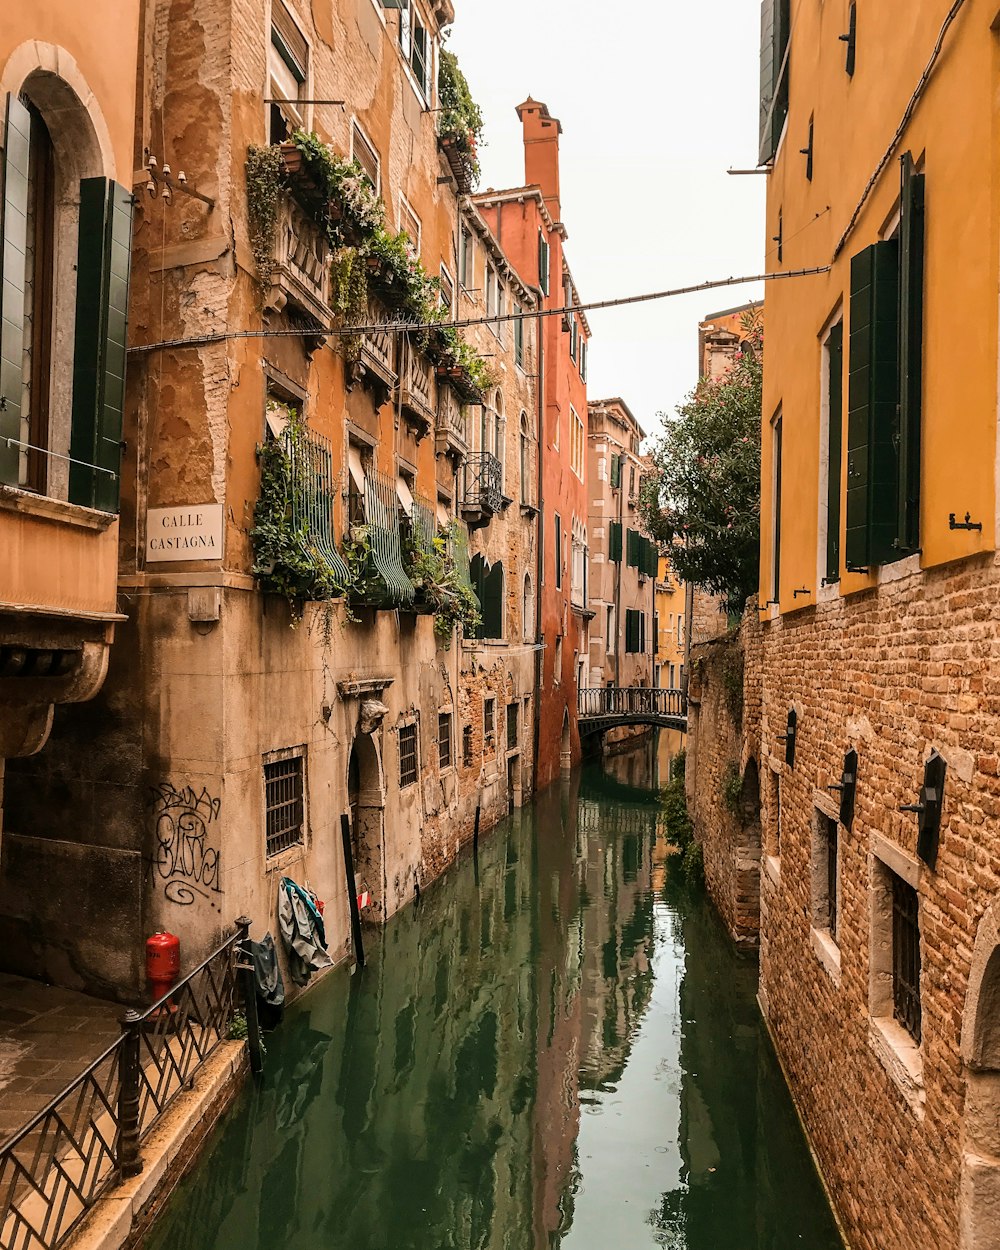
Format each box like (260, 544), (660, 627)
(484, 697), (495, 742)
(399, 723), (418, 788)
(264, 754), (304, 858)
(507, 702), (519, 751)
(438, 712), (452, 770)
(826, 817), (839, 941)
(892, 875), (921, 1043)
(462, 723), (473, 768)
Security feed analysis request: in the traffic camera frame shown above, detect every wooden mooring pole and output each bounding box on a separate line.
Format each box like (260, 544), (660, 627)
(341, 813), (366, 968)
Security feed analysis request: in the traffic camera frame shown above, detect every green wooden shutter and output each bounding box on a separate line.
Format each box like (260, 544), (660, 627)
(626, 528), (639, 568)
(0, 93), (31, 486)
(610, 453), (621, 488)
(759, 0), (790, 164)
(624, 610), (636, 654)
(470, 553), (486, 639)
(69, 178), (134, 511)
(483, 561), (503, 639)
(608, 521), (622, 562)
(846, 241), (899, 569)
(825, 321), (843, 583)
(897, 152), (924, 555)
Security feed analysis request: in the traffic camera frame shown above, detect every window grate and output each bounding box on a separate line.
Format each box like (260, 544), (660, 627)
(399, 723), (418, 787)
(892, 874), (921, 1043)
(484, 698), (495, 741)
(264, 755), (304, 858)
(506, 702), (519, 751)
(462, 724), (473, 768)
(438, 712), (452, 770)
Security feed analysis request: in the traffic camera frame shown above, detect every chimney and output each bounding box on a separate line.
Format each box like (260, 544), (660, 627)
(516, 97), (562, 223)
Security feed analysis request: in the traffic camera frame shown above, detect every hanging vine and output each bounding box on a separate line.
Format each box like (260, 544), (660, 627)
(245, 144), (284, 296)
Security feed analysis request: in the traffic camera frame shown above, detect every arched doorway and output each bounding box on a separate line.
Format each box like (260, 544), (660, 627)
(961, 902), (1000, 1248)
(347, 733), (386, 923)
(560, 708), (572, 775)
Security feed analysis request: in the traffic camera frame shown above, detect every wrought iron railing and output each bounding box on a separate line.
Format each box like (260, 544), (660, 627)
(461, 452), (502, 516)
(578, 686), (687, 721)
(0, 927), (244, 1250)
(287, 425), (351, 585)
(348, 468), (416, 610)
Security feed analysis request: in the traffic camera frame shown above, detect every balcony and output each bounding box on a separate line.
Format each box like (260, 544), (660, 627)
(357, 301), (397, 400)
(347, 468), (416, 610)
(397, 340), (435, 440)
(460, 452), (502, 531)
(436, 385), (468, 462)
(263, 193), (333, 342)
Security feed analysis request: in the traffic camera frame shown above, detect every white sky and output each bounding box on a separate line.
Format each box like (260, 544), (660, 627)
(448, 0), (766, 442)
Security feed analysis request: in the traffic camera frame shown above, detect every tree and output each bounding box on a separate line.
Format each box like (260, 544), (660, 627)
(639, 318), (762, 615)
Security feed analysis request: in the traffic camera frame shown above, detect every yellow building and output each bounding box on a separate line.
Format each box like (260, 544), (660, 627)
(654, 554), (684, 690)
(755, 4), (1000, 1249)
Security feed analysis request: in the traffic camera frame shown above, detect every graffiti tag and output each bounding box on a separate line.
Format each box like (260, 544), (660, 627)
(149, 782), (222, 906)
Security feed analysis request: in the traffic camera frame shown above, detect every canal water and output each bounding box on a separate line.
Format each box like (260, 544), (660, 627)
(148, 738), (842, 1250)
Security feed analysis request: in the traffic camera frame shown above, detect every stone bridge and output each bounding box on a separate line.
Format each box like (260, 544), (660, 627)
(577, 686), (688, 736)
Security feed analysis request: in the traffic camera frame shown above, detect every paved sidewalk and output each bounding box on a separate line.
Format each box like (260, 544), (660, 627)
(0, 973), (121, 1145)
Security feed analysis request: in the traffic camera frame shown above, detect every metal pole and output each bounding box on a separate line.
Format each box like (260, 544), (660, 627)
(235, 916), (264, 1077)
(117, 1010), (143, 1179)
(341, 813), (366, 968)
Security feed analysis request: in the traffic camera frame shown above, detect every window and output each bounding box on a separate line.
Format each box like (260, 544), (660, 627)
(771, 411), (782, 602)
(494, 389), (506, 492)
(485, 264), (497, 318)
(570, 406), (585, 479)
(399, 194), (421, 255)
(514, 304), (525, 368)
(608, 521), (623, 563)
(554, 635), (563, 683)
(522, 573), (534, 642)
(812, 812), (839, 942)
(571, 520), (587, 608)
(470, 555), (504, 639)
(553, 408), (560, 451)
(569, 318), (578, 362)
(610, 453), (621, 489)
(519, 413), (531, 502)
(496, 283), (507, 346)
(846, 154), (924, 568)
(892, 875), (921, 1043)
(625, 610), (645, 654)
(268, 1), (308, 143)
(767, 767), (781, 859)
(351, 120), (380, 193)
(555, 513), (562, 588)
(484, 697), (496, 742)
(580, 338), (588, 382)
(462, 723), (473, 768)
(821, 318), (844, 585)
(677, 614), (683, 645)
(459, 227), (473, 289)
(264, 752), (305, 857)
(537, 229), (550, 296)
(399, 723), (418, 787)
(438, 712), (452, 770)
(439, 264), (454, 317)
(507, 702), (519, 751)
(399, 4), (431, 99)
(606, 604), (616, 654)
(759, 0), (791, 164)
(626, 528), (640, 569)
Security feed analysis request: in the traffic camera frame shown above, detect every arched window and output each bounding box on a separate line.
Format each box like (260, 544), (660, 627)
(519, 411), (530, 503)
(522, 572), (533, 641)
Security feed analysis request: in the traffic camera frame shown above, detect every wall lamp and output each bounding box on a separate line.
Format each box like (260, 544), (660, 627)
(776, 708), (797, 768)
(828, 748), (858, 829)
(899, 750), (947, 869)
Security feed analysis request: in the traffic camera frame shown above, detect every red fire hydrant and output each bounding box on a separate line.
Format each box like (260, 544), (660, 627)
(146, 931), (180, 1004)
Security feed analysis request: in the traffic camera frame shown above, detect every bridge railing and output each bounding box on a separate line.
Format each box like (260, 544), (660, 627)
(578, 686), (687, 720)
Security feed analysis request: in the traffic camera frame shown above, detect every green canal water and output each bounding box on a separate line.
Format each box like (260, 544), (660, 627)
(148, 741), (842, 1250)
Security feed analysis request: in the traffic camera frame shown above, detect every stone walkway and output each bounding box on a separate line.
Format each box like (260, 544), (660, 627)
(0, 973), (121, 1146)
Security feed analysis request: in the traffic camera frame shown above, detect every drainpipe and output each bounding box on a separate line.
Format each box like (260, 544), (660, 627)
(530, 283), (545, 788)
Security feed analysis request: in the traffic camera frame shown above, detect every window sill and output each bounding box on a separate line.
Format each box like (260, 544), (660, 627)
(264, 842), (307, 873)
(0, 486), (117, 532)
(868, 1017), (925, 1118)
(810, 926), (841, 986)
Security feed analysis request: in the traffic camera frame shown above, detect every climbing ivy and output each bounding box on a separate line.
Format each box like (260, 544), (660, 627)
(245, 144), (284, 295)
(404, 522), (482, 647)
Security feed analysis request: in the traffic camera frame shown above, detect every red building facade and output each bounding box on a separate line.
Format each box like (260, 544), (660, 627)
(476, 98), (591, 790)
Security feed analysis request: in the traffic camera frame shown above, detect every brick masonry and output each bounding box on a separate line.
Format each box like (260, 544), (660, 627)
(746, 552), (1000, 1250)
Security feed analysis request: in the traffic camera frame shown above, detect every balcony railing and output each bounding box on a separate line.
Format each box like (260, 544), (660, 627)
(460, 452), (502, 527)
(265, 193), (332, 331)
(288, 426), (351, 585)
(435, 385), (468, 460)
(578, 686), (687, 721)
(0, 927), (243, 1250)
(397, 339), (435, 438)
(348, 468), (416, 609)
(358, 300), (397, 394)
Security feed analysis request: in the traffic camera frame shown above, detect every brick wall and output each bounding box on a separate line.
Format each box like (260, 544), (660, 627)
(756, 553), (1000, 1250)
(685, 604), (761, 947)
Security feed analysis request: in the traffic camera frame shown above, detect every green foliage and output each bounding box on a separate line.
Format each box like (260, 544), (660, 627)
(228, 1010), (248, 1041)
(723, 761), (743, 814)
(437, 49), (484, 186)
(245, 144), (284, 294)
(680, 840), (704, 888)
(288, 129), (385, 238)
(250, 407), (355, 621)
(720, 646), (745, 727)
(404, 522), (482, 647)
(434, 325), (498, 397)
(639, 311), (763, 615)
(661, 749), (693, 848)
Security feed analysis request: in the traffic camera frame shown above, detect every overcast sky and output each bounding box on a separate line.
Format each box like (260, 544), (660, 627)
(448, 0), (765, 443)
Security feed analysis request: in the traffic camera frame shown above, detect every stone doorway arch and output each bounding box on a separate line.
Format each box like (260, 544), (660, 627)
(960, 898), (1000, 1249)
(347, 731), (386, 924)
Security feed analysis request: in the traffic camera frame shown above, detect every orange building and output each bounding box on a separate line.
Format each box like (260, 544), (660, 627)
(476, 98), (591, 787)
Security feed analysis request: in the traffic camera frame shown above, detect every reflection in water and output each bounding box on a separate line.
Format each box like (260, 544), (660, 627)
(149, 733), (841, 1250)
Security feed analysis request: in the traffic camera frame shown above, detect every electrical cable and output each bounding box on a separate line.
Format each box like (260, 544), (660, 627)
(127, 265), (831, 356)
(832, 0), (967, 259)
